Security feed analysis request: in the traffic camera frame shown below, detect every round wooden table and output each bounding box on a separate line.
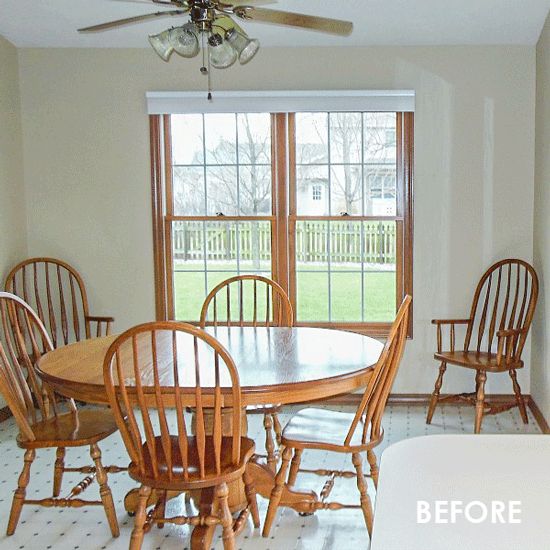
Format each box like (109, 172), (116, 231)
(37, 326), (383, 548)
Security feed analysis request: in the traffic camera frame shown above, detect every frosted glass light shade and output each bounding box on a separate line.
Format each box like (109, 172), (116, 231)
(148, 29), (173, 62)
(170, 23), (199, 58)
(226, 28), (260, 65)
(208, 33), (237, 69)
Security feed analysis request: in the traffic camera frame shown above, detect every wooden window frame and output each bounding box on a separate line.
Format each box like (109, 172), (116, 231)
(150, 111), (414, 337)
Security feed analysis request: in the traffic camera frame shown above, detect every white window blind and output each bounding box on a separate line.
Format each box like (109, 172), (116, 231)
(146, 90), (415, 114)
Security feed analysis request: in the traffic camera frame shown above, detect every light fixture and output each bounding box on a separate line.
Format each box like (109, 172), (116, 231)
(170, 22), (200, 58)
(148, 29), (174, 62)
(79, 0), (354, 100)
(225, 27), (259, 65)
(208, 32), (237, 69)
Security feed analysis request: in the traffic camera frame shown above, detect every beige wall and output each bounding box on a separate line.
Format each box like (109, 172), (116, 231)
(533, 14), (550, 418)
(0, 36), (26, 280)
(0, 35), (26, 409)
(18, 45), (536, 393)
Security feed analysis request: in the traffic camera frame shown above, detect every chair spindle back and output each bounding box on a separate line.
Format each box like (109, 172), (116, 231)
(200, 275), (293, 328)
(0, 292), (64, 442)
(5, 258), (91, 348)
(103, 322), (243, 481)
(464, 259), (538, 360)
(345, 295), (411, 446)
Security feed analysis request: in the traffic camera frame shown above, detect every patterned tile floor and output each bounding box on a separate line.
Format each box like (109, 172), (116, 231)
(0, 403), (541, 550)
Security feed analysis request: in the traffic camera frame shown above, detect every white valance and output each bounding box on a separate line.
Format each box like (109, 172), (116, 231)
(146, 90), (415, 114)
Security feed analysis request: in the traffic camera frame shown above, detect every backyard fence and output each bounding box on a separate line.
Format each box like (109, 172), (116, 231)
(173, 221), (396, 264)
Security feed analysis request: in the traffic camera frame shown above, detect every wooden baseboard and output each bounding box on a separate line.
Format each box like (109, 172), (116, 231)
(526, 396), (550, 434)
(321, 393), (550, 434)
(1, 394), (548, 434)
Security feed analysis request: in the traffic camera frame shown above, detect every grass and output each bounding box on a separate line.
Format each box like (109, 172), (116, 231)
(173, 262), (395, 323)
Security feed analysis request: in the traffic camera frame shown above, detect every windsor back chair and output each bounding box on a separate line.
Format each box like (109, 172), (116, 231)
(5, 257), (114, 348)
(262, 295), (412, 539)
(0, 292), (121, 537)
(426, 259), (538, 433)
(103, 321), (259, 550)
(200, 274), (293, 471)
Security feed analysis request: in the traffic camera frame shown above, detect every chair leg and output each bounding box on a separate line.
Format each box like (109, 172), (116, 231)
(263, 446), (293, 537)
(215, 483), (235, 550)
(156, 490), (167, 529)
(263, 413), (277, 472)
(510, 369), (529, 424)
(474, 370), (487, 434)
(287, 448), (303, 487)
(130, 485), (151, 550)
(7, 449), (35, 536)
(366, 450), (379, 489)
(352, 452), (374, 536)
(272, 412), (282, 447)
(426, 361), (447, 424)
(90, 443), (119, 537)
(53, 447), (65, 497)
(243, 468), (260, 528)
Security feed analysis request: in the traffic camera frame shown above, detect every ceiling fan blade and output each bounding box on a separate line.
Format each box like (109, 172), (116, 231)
(233, 7), (353, 36)
(108, 0), (188, 6)
(78, 9), (188, 32)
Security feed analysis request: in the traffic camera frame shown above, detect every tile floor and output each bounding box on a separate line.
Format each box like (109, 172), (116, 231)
(0, 403), (541, 550)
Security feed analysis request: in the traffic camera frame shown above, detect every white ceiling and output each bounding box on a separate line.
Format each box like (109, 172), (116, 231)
(1, 0), (550, 48)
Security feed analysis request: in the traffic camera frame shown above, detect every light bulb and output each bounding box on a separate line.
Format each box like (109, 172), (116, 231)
(208, 33), (237, 69)
(170, 23), (199, 58)
(226, 28), (260, 65)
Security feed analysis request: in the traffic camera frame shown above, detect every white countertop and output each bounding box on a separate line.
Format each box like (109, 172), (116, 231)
(370, 435), (550, 550)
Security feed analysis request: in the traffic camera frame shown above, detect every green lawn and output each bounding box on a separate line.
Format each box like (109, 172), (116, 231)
(174, 263), (395, 323)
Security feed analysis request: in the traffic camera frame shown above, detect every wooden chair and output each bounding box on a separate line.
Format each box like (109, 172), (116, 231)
(0, 292), (121, 537)
(262, 295), (412, 538)
(426, 259), (538, 433)
(200, 274), (293, 471)
(103, 321), (260, 550)
(5, 257), (114, 348)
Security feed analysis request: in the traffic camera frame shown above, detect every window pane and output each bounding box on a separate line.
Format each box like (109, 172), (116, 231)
(296, 165), (329, 215)
(171, 114), (204, 165)
(329, 112), (362, 163)
(206, 166), (238, 215)
(237, 113), (271, 164)
(172, 220), (272, 321)
(239, 165), (272, 216)
(295, 221), (329, 270)
(330, 165), (362, 216)
(331, 273), (362, 322)
(297, 271), (329, 321)
(364, 271), (396, 322)
(205, 113), (236, 165)
(296, 112), (328, 164)
(364, 113), (397, 215)
(173, 166), (205, 215)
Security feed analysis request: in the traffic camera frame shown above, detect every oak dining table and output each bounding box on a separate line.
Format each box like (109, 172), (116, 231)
(36, 325), (383, 549)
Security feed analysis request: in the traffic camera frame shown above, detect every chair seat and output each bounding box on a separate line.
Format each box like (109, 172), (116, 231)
(434, 351), (523, 372)
(246, 403), (282, 414)
(281, 408), (380, 453)
(17, 409), (119, 449)
(128, 435), (256, 490)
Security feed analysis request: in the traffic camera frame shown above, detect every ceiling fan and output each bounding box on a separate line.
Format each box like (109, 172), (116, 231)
(78, 0), (353, 98)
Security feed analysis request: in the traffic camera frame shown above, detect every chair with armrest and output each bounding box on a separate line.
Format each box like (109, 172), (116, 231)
(5, 257), (114, 347)
(103, 321), (260, 550)
(200, 274), (293, 471)
(426, 259), (538, 433)
(262, 295), (412, 539)
(0, 291), (121, 537)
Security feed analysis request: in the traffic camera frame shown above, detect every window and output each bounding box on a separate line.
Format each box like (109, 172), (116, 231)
(312, 184), (323, 201)
(151, 108), (413, 336)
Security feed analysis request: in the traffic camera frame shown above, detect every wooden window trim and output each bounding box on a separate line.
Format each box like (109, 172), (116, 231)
(150, 111), (414, 337)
